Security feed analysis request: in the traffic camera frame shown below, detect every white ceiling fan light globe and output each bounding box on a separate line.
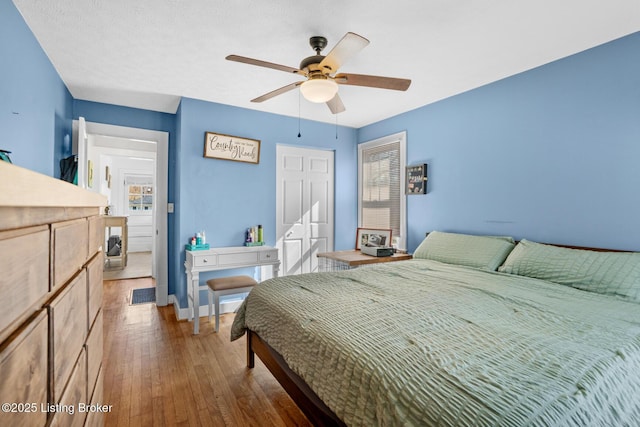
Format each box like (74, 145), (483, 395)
(300, 79), (338, 103)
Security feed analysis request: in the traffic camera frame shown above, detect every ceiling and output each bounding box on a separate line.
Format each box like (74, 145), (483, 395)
(12, 0), (640, 128)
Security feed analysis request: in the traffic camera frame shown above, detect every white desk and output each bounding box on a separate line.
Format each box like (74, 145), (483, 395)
(184, 245), (280, 334)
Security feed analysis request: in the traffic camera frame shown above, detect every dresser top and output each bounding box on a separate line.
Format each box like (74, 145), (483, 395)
(0, 161), (106, 208)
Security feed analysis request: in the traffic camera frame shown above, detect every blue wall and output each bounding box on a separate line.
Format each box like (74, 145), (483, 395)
(173, 98), (357, 306)
(74, 100), (176, 135)
(359, 32), (640, 252)
(1, 0), (73, 176)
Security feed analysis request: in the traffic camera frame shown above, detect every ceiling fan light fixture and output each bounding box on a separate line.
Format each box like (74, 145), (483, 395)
(300, 79), (338, 103)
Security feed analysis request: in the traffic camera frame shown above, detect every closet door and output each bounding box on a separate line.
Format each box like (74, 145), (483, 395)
(276, 146), (334, 276)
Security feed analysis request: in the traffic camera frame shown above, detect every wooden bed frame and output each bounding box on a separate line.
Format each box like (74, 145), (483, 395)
(245, 241), (633, 425)
(246, 330), (346, 426)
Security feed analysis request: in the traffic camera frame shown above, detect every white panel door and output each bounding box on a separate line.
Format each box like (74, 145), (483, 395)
(276, 145), (334, 276)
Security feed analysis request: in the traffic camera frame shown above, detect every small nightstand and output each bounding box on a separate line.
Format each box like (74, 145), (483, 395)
(317, 250), (412, 272)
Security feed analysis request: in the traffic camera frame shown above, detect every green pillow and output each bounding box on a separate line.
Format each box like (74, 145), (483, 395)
(499, 239), (640, 302)
(413, 231), (515, 271)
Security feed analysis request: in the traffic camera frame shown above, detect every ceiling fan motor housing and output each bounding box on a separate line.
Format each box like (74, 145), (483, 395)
(299, 36), (330, 74)
(300, 55), (326, 73)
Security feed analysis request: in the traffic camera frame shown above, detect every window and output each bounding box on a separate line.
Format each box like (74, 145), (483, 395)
(358, 132), (406, 249)
(128, 184), (153, 212)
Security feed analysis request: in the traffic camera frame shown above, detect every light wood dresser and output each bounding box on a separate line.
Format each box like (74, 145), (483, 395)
(0, 162), (107, 426)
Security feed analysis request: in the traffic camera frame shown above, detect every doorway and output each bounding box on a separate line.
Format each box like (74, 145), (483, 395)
(74, 119), (169, 306)
(103, 169), (154, 280)
(276, 145), (334, 276)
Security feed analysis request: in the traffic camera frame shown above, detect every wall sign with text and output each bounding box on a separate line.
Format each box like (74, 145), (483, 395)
(204, 132), (261, 164)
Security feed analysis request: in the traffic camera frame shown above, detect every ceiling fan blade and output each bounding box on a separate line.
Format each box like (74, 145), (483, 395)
(251, 82), (302, 103)
(326, 93), (346, 114)
(226, 55), (303, 75)
(334, 73), (411, 91)
(319, 32), (369, 74)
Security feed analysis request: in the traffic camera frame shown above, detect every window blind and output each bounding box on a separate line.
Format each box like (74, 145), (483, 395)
(360, 140), (401, 240)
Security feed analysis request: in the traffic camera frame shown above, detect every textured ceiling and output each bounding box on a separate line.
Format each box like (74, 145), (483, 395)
(12, 0), (640, 128)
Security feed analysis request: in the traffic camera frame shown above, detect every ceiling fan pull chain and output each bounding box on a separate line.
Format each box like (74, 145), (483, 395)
(298, 88), (302, 138)
(335, 98), (338, 140)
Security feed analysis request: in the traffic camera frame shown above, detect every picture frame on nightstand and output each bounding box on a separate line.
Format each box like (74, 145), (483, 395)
(355, 228), (392, 250)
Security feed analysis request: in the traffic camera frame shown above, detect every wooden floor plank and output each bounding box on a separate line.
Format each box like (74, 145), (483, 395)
(102, 277), (311, 427)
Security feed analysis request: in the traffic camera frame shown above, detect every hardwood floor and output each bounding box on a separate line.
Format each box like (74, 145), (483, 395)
(103, 251), (152, 281)
(102, 278), (312, 427)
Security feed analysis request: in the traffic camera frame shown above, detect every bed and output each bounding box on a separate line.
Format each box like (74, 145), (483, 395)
(231, 232), (640, 426)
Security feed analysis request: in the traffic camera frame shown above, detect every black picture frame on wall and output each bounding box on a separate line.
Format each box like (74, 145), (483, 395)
(406, 164), (428, 194)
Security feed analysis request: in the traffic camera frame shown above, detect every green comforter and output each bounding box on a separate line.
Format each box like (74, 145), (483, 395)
(231, 260), (640, 426)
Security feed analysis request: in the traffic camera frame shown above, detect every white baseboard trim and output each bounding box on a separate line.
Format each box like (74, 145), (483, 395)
(169, 294), (244, 321)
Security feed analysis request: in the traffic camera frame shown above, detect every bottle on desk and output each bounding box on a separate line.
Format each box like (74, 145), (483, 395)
(244, 225), (265, 246)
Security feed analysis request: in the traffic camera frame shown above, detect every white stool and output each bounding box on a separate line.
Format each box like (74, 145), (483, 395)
(206, 275), (257, 332)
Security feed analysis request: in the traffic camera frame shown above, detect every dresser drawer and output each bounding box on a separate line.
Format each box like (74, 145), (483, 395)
(259, 249), (278, 262)
(193, 254), (217, 267)
(0, 310), (48, 427)
(0, 225), (49, 339)
(85, 309), (103, 399)
(85, 367), (104, 427)
(219, 252), (258, 266)
(49, 270), (88, 403)
(88, 215), (104, 257)
(86, 254), (103, 329)
(52, 219), (88, 289)
(49, 348), (87, 427)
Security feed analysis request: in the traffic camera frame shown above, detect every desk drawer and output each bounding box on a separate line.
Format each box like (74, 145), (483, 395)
(219, 252), (258, 266)
(193, 255), (217, 267)
(259, 249), (278, 262)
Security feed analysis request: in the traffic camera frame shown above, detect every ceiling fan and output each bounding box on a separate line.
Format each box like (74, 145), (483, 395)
(226, 32), (411, 114)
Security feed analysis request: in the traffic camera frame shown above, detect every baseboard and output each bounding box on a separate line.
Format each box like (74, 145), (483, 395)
(170, 294), (244, 321)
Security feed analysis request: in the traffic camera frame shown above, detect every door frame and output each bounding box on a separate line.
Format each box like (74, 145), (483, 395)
(73, 120), (169, 306)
